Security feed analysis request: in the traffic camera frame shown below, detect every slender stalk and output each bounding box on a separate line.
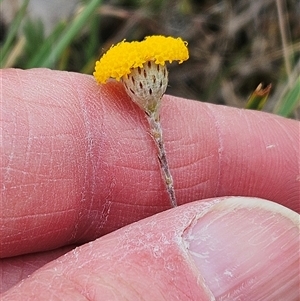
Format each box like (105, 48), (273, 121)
(146, 112), (177, 208)
(276, 0), (293, 87)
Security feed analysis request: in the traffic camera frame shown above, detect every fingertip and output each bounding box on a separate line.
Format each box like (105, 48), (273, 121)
(3, 197), (298, 300)
(183, 197), (300, 300)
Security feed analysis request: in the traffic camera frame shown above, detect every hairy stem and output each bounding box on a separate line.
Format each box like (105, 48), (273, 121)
(146, 112), (177, 208)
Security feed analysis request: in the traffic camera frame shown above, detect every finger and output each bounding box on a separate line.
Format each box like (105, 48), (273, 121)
(1, 69), (299, 257)
(2, 197), (299, 300)
(0, 246), (74, 294)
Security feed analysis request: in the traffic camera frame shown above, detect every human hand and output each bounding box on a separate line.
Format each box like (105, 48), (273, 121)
(1, 69), (299, 299)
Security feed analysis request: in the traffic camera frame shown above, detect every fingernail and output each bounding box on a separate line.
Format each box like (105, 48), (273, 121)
(183, 197), (299, 300)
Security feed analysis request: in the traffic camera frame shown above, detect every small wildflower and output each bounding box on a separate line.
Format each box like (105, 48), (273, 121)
(94, 35), (189, 208)
(93, 36), (188, 83)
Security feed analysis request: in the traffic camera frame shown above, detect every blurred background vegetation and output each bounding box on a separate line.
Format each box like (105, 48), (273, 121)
(1, 0), (299, 118)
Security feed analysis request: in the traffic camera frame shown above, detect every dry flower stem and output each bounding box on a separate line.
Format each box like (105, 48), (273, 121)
(146, 112), (177, 207)
(122, 61), (177, 207)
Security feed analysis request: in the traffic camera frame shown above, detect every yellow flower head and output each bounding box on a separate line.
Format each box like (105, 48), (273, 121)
(93, 35), (189, 83)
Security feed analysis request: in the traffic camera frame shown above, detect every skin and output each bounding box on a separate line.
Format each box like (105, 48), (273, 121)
(1, 68), (299, 299)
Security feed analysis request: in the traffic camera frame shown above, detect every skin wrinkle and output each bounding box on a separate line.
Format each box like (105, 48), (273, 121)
(100, 82), (170, 211)
(2, 226), (71, 247)
(76, 79), (149, 238)
(84, 281), (107, 301)
(167, 101), (214, 171)
(21, 96), (34, 190)
(68, 73), (97, 240)
(51, 275), (91, 301)
(174, 150), (214, 173)
(202, 103), (224, 197)
(275, 116), (300, 202)
(260, 116), (299, 202)
(4, 73), (71, 245)
(224, 111), (251, 189)
(26, 106), (46, 169)
(112, 136), (149, 165)
(97, 199), (113, 231)
(2, 99), (18, 194)
(252, 116), (284, 196)
(245, 117), (263, 195)
(210, 104), (298, 206)
(5, 174), (74, 188)
(91, 257), (149, 298)
(115, 160), (154, 172)
(2, 207), (76, 220)
(2, 70), (95, 255)
(96, 273), (146, 300)
(74, 81), (119, 242)
(160, 99), (185, 146)
(229, 110), (252, 192)
(113, 120), (150, 160)
(21, 82), (74, 205)
(272, 115), (299, 156)
(177, 178), (211, 193)
(160, 97), (217, 204)
(3, 177), (74, 219)
(244, 112), (279, 175)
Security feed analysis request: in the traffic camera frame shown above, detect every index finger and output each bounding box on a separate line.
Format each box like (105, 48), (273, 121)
(1, 68), (299, 257)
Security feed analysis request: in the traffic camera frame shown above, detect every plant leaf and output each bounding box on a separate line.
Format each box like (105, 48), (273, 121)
(246, 83), (272, 110)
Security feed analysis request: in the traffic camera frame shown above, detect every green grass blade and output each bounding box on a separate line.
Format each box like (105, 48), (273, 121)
(25, 21), (66, 68)
(246, 83), (272, 110)
(36, 0), (102, 68)
(0, 0), (30, 67)
(274, 76), (300, 117)
(80, 10), (101, 74)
